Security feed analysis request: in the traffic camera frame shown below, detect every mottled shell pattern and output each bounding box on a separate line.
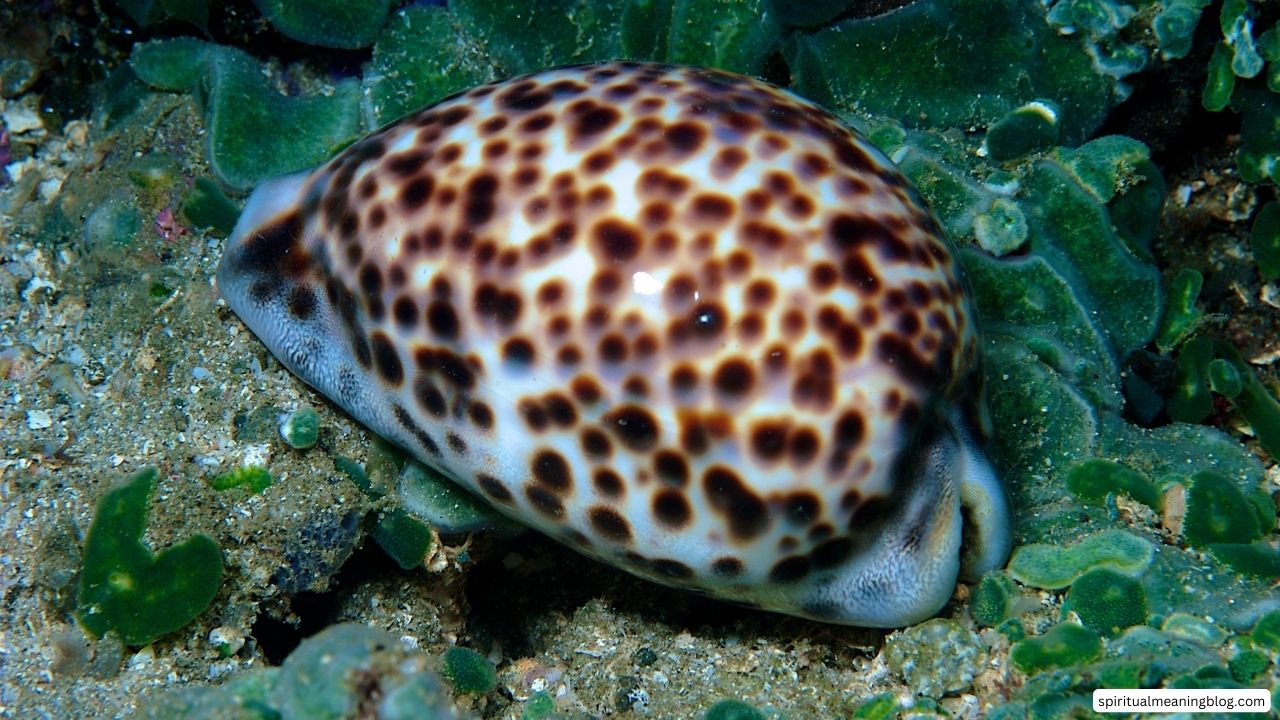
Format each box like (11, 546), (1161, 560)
(218, 62), (1011, 627)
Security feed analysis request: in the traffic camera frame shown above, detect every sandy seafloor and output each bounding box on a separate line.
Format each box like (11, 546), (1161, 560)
(1, 9), (1279, 720)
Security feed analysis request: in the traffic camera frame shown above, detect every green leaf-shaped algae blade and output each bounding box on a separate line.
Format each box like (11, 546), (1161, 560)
(77, 467), (223, 646)
(1008, 529), (1154, 589)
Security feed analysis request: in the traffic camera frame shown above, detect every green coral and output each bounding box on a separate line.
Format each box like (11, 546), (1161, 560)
(76, 467), (223, 646)
(440, 646), (496, 696)
(970, 571), (1019, 627)
(1062, 568), (1147, 637)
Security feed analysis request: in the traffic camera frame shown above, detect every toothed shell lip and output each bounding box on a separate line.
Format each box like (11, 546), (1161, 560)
(218, 61), (1010, 627)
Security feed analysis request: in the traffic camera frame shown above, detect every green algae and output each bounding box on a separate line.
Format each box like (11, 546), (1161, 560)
(397, 459), (516, 535)
(1183, 471), (1267, 547)
(1065, 459), (1160, 509)
(970, 571), (1018, 627)
(128, 38), (215, 92)
(180, 177), (241, 235)
(362, 6), (499, 128)
(786, 0), (1119, 145)
(1062, 568), (1147, 637)
(268, 624), (456, 719)
(209, 466), (273, 494)
(440, 646), (496, 696)
(372, 508), (434, 570)
(1253, 200), (1280, 280)
(985, 102), (1060, 161)
(849, 693), (899, 720)
(128, 40), (363, 189)
(1008, 529), (1153, 589)
(77, 467), (223, 646)
(137, 666), (279, 720)
(1161, 613), (1228, 647)
(253, 0), (390, 49)
(521, 691), (556, 720)
(279, 406), (320, 450)
(1206, 542), (1280, 579)
(1010, 623), (1104, 674)
(1229, 647), (1270, 683)
(1207, 357), (1244, 398)
(1250, 610), (1280, 651)
(703, 699), (767, 720)
(198, 48), (362, 189)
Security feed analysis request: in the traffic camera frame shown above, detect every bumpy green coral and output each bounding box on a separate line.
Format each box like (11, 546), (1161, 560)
(970, 571), (1019, 627)
(77, 467), (223, 646)
(1062, 568), (1147, 637)
(440, 646), (496, 696)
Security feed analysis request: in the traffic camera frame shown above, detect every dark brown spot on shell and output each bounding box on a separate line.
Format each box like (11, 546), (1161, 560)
(477, 473), (512, 502)
(652, 490), (691, 529)
(370, 332), (403, 386)
(593, 468), (624, 498)
(468, 401), (493, 430)
(769, 556), (811, 584)
(703, 466), (768, 542)
(712, 557), (744, 577)
(712, 359), (755, 399)
(602, 405), (659, 452)
(287, 286), (317, 320)
(525, 485), (564, 518)
(589, 506), (632, 543)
